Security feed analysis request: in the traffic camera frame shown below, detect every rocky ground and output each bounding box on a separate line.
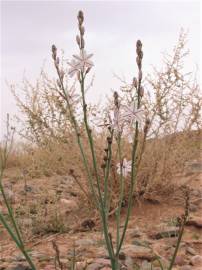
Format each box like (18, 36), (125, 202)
(0, 160), (202, 270)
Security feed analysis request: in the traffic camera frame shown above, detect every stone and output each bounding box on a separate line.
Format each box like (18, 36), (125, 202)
(122, 244), (156, 261)
(24, 185), (33, 192)
(13, 254), (26, 262)
(132, 239), (151, 248)
(7, 264), (32, 270)
(189, 204), (198, 212)
(149, 226), (179, 239)
(43, 266), (55, 270)
(86, 259), (113, 270)
(75, 261), (87, 270)
(75, 238), (96, 247)
(86, 263), (104, 270)
(190, 255), (202, 266)
(18, 218), (32, 227)
(152, 257), (169, 268)
(59, 198), (79, 213)
(93, 259), (111, 266)
(0, 189), (15, 203)
(180, 266), (192, 270)
(124, 256), (134, 270)
(141, 260), (152, 270)
(128, 227), (142, 238)
(191, 198), (202, 206)
(186, 246), (196, 255)
(174, 254), (187, 266)
(191, 190), (201, 198)
(184, 160), (202, 173)
(186, 217), (202, 228)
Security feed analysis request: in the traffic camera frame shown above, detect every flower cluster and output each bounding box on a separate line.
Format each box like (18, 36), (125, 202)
(68, 50), (94, 78)
(117, 158), (132, 177)
(68, 10), (94, 78)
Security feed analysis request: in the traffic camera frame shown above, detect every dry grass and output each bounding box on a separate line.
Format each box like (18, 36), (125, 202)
(2, 30), (200, 226)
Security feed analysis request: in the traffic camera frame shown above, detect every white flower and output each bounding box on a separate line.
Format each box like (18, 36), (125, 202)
(111, 107), (124, 133)
(117, 158), (132, 177)
(68, 50), (94, 77)
(121, 105), (144, 125)
(73, 50), (94, 69)
(65, 86), (80, 105)
(68, 59), (82, 78)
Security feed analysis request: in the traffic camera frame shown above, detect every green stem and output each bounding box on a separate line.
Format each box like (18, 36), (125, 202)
(167, 220), (187, 270)
(103, 131), (113, 217)
(56, 67), (99, 208)
(0, 213), (36, 270)
(116, 136), (124, 253)
(116, 122), (139, 256)
(80, 71), (115, 263)
(116, 64), (142, 256)
(0, 177), (24, 248)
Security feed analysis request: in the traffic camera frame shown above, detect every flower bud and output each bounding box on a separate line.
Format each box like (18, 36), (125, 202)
(80, 26), (85, 36)
(78, 10), (84, 23)
(52, 44), (57, 53)
(55, 57), (60, 66)
(136, 56), (141, 69)
(133, 77), (138, 88)
(77, 71), (80, 81)
(57, 79), (61, 88)
(144, 118), (150, 134)
(136, 40), (142, 55)
(81, 37), (85, 49)
(140, 86), (144, 97)
(86, 67), (91, 74)
(76, 35), (80, 46)
(52, 44), (57, 60)
(138, 70), (142, 81)
(60, 69), (65, 81)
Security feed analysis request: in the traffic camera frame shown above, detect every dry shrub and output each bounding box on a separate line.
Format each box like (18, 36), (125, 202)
(137, 130), (201, 197)
(135, 31), (201, 197)
(10, 31), (201, 206)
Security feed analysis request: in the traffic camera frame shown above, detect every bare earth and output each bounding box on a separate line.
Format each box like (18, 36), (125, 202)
(0, 161), (202, 270)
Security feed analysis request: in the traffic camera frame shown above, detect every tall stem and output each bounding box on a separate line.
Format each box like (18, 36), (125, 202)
(80, 71), (115, 261)
(116, 136), (124, 253)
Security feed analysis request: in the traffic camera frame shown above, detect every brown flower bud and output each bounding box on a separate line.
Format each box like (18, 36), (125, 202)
(76, 35), (80, 46)
(55, 57), (60, 66)
(52, 44), (57, 53)
(78, 10), (84, 23)
(57, 79), (61, 88)
(136, 56), (141, 69)
(136, 40), (142, 54)
(144, 118), (150, 134)
(133, 77), (138, 88)
(77, 71), (80, 81)
(80, 26), (85, 36)
(81, 37), (85, 49)
(138, 70), (142, 81)
(60, 69), (65, 81)
(86, 67), (91, 74)
(140, 86), (144, 97)
(52, 45), (57, 60)
(139, 50), (143, 60)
